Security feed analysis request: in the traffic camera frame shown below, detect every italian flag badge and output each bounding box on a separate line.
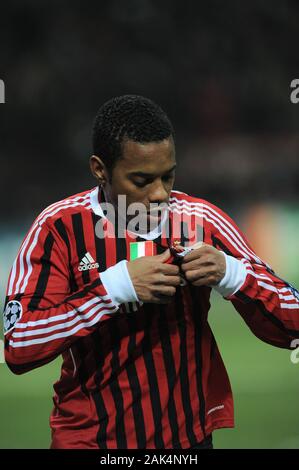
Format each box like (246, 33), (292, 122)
(130, 241), (154, 260)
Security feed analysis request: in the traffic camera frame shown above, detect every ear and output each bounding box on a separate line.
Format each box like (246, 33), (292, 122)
(89, 155), (109, 186)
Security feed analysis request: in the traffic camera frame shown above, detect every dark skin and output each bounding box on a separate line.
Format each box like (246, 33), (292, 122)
(91, 137), (176, 217)
(90, 136), (226, 303)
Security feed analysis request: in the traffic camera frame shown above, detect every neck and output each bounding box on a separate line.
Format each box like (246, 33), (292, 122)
(97, 186), (168, 240)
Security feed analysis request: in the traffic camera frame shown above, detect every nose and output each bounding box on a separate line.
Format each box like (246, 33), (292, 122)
(148, 179), (169, 204)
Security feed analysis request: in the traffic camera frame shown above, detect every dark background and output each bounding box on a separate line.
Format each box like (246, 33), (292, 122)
(0, 0), (298, 222)
(0, 0), (298, 449)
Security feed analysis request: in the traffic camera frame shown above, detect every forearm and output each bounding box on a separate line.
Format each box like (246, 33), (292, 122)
(213, 253), (299, 347)
(5, 261), (138, 373)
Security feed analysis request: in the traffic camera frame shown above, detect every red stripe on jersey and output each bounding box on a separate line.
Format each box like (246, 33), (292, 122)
(144, 240), (154, 256)
(4, 186), (299, 449)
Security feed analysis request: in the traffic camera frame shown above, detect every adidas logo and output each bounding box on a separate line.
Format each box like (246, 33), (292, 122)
(78, 252), (99, 271)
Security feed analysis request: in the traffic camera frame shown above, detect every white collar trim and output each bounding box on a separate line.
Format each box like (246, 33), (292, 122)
(90, 186), (168, 239)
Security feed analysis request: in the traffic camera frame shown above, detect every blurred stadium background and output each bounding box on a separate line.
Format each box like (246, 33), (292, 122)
(0, 0), (298, 449)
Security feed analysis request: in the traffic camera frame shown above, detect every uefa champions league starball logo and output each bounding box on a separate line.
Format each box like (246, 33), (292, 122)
(3, 300), (22, 334)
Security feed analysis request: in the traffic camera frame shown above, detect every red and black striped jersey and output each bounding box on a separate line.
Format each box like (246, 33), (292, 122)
(3, 187), (299, 449)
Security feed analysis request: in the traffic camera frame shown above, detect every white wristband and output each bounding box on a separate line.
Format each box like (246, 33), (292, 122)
(213, 252), (247, 298)
(100, 260), (139, 306)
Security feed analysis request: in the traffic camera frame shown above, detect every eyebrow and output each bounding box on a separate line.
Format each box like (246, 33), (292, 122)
(129, 164), (176, 178)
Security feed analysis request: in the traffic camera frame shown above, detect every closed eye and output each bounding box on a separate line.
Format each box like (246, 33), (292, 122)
(131, 168), (175, 188)
(133, 179), (152, 188)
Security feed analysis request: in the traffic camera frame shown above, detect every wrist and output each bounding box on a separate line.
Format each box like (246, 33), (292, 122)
(213, 252), (247, 298)
(100, 260), (139, 306)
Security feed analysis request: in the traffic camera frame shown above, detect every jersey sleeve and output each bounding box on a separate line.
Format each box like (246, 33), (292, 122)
(204, 200), (299, 349)
(3, 219), (119, 374)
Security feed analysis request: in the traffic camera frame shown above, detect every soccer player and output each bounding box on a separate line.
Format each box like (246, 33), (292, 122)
(3, 95), (299, 449)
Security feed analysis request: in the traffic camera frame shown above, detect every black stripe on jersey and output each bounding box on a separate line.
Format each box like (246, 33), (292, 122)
(74, 339), (89, 396)
(140, 229), (181, 447)
(210, 331), (217, 360)
(235, 291), (299, 338)
(212, 235), (299, 337)
(141, 304), (165, 449)
(106, 231), (128, 448)
(180, 221), (190, 246)
(183, 222), (206, 438)
(5, 333), (59, 373)
(90, 328), (109, 449)
(109, 229), (147, 448)
(65, 278), (102, 302)
(158, 304), (181, 448)
(23, 278), (103, 312)
(89, 222), (109, 449)
(117, 230), (147, 446)
(28, 232), (54, 311)
(198, 224), (205, 243)
(71, 213), (90, 285)
(211, 234), (231, 254)
(189, 285), (206, 439)
(126, 313), (147, 448)
(91, 213), (106, 272)
(154, 243), (165, 255)
(71, 213), (100, 418)
(107, 316), (128, 448)
(28, 279), (103, 312)
(178, 221), (204, 444)
(54, 218), (78, 293)
(174, 289), (198, 445)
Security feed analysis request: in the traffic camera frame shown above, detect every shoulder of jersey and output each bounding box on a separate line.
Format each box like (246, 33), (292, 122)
(36, 187), (95, 225)
(170, 189), (213, 207)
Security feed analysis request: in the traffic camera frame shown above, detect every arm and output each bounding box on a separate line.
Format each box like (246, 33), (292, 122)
(3, 219), (136, 374)
(181, 200), (299, 349)
(3, 218), (180, 374)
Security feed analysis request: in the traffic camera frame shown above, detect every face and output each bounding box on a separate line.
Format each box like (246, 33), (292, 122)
(90, 136), (176, 227)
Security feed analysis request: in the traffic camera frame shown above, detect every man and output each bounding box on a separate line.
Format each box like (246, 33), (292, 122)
(3, 95), (299, 449)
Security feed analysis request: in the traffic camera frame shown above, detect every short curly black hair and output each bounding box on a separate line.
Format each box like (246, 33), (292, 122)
(92, 95), (174, 172)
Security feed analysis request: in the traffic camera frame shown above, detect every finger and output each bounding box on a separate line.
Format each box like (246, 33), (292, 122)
(159, 275), (181, 286)
(181, 257), (213, 272)
(174, 244), (184, 250)
(152, 285), (176, 297)
(183, 244), (212, 262)
(160, 263), (180, 275)
(191, 241), (204, 250)
(154, 249), (171, 262)
(191, 275), (218, 287)
(182, 248), (204, 263)
(184, 268), (211, 282)
(175, 241), (203, 251)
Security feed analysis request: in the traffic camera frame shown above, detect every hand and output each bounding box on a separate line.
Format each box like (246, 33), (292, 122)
(127, 249), (181, 304)
(180, 243), (226, 287)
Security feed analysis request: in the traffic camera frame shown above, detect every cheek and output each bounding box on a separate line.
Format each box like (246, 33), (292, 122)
(109, 177), (131, 199)
(111, 182), (147, 208)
